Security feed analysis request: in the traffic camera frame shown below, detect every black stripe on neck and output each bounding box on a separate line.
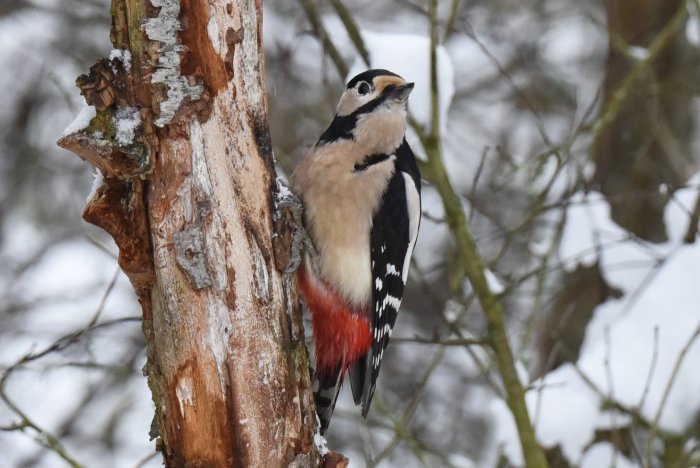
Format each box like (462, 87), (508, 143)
(354, 153), (392, 172)
(317, 96), (390, 145)
(317, 114), (355, 144)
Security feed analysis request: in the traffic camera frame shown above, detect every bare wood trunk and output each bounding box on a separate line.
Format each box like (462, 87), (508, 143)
(58, 0), (329, 466)
(593, 0), (694, 241)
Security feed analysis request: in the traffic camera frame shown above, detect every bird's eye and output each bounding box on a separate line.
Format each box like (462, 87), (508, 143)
(357, 81), (371, 96)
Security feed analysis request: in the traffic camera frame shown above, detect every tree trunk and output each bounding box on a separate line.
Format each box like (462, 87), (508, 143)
(593, 0), (694, 242)
(58, 0), (327, 466)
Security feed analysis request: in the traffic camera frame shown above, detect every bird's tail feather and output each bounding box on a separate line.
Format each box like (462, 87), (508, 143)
(347, 354), (366, 405)
(313, 365), (344, 433)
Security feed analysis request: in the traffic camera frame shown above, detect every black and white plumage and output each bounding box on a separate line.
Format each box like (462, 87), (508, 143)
(352, 138), (421, 416)
(290, 69), (421, 431)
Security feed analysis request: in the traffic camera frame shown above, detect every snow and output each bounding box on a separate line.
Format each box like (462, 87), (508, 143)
(664, 175), (700, 242)
(540, 17), (601, 65)
(313, 415), (329, 456)
(62, 104), (96, 136)
(493, 174), (700, 466)
(484, 268), (505, 294)
(686, 8), (700, 47)
(109, 48), (132, 72)
(442, 299), (462, 323)
(347, 31), (455, 134)
(492, 378), (575, 464)
(560, 192), (627, 270)
(447, 453), (476, 467)
(628, 46), (650, 61)
(580, 442), (638, 468)
(558, 191), (668, 291)
(275, 177), (293, 200)
(86, 168), (104, 203)
(532, 366), (600, 463)
(113, 106), (141, 145)
(579, 244), (700, 431)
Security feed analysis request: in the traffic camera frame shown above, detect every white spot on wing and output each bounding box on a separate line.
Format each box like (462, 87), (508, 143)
(375, 277), (383, 290)
(384, 294), (401, 310)
(386, 263), (400, 276)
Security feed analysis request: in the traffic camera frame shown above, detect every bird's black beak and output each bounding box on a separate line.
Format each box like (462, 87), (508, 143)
(387, 82), (414, 102)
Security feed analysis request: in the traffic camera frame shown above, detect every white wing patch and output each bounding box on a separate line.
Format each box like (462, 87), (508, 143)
(386, 263), (400, 276)
(401, 171), (421, 282)
(384, 294), (401, 310)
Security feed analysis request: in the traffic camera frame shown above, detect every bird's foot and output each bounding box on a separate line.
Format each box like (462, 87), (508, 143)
(273, 179), (316, 273)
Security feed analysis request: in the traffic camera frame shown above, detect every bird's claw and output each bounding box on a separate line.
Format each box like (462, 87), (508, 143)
(273, 180), (317, 273)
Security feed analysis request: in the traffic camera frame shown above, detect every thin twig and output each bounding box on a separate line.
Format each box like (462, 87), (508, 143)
(456, 19), (553, 147)
(3, 269), (122, 372)
(297, 0), (348, 79)
(442, 0), (461, 41)
(645, 321), (700, 467)
(391, 336), (486, 346)
(0, 382), (82, 467)
(603, 327), (616, 403)
(328, 0), (370, 66)
(467, 146), (489, 219)
(410, 261), (503, 397)
(369, 347), (446, 465)
(637, 326), (659, 412)
(134, 450), (160, 468)
(418, 2), (548, 466)
(682, 187), (700, 244)
(571, 363), (647, 461)
(589, 2), (688, 151)
(0, 269), (130, 467)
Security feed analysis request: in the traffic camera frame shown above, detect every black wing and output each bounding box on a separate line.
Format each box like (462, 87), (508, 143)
(351, 139), (421, 416)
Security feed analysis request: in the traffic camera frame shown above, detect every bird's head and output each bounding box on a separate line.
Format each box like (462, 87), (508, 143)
(336, 69), (414, 117)
(319, 69), (414, 154)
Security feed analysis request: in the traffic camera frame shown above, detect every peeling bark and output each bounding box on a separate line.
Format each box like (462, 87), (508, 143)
(58, 0), (323, 465)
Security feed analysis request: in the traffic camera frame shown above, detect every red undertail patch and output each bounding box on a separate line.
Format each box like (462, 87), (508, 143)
(297, 263), (372, 375)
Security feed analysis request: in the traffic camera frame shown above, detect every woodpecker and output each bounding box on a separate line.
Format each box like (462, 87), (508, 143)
(290, 69), (421, 432)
